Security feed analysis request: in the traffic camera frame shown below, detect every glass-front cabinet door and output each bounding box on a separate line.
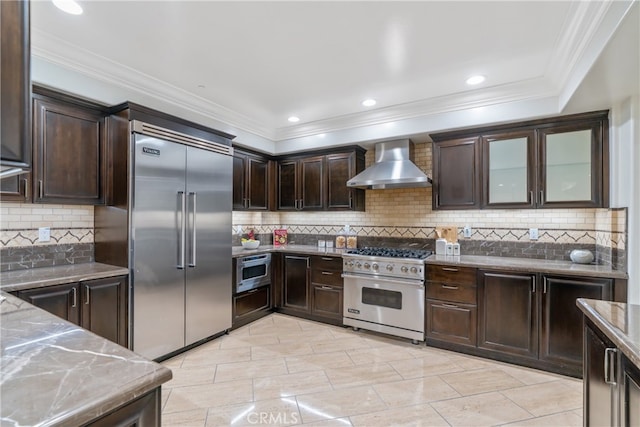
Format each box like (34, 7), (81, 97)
(538, 120), (605, 208)
(482, 131), (535, 208)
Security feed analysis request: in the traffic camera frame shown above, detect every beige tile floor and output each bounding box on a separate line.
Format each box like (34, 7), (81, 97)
(161, 313), (583, 426)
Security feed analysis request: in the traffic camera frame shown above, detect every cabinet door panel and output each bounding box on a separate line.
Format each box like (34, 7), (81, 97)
(326, 153), (353, 209)
(300, 156), (324, 210)
(17, 283), (80, 325)
(311, 284), (342, 320)
(623, 355), (640, 427)
(426, 299), (477, 346)
(33, 97), (104, 204)
(540, 276), (611, 368)
(0, 174), (30, 202)
(81, 276), (128, 347)
(247, 157), (269, 210)
(584, 325), (615, 427)
(234, 286), (270, 319)
(283, 256), (309, 311)
(232, 154), (246, 209)
(278, 160), (297, 210)
(478, 272), (537, 358)
(433, 137), (481, 209)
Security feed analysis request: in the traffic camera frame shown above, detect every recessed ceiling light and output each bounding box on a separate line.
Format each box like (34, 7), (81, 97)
(466, 75), (486, 85)
(287, 116), (300, 123)
(362, 99), (377, 107)
(52, 0), (83, 15)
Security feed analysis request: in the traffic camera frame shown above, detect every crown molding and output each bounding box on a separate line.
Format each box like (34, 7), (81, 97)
(31, 29), (277, 140)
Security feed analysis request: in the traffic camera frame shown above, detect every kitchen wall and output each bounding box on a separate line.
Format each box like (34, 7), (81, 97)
(233, 143), (627, 270)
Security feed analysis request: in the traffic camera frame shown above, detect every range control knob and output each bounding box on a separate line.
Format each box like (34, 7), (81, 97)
(364, 263), (371, 269)
(410, 266), (418, 274)
(401, 266), (409, 273)
(356, 262), (362, 268)
(372, 263), (379, 271)
(348, 261), (354, 267)
(386, 264), (394, 271)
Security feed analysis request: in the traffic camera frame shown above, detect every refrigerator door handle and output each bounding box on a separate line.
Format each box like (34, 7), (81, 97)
(178, 191), (186, 269)
(189, 191), (197, 267)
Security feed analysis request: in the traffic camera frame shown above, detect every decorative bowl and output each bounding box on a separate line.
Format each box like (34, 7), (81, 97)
(570, 249), (594, 264)
(241, 240), (260, 249)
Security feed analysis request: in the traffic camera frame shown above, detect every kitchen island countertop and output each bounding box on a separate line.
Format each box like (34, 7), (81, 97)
(577, 298), (640, 369)
(0, 262), (129, 292)
(0, 291), (172, 426)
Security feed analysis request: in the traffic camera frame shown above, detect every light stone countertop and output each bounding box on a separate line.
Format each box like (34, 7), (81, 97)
(233, 244), (347, 258)
(0, 292), (172, 426)
(0, 262), (129, 292)
(577, 298), (640, 369)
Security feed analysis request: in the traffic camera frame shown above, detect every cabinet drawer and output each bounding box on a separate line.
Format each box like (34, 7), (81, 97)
(234, 286), (270, 319)
(311, 255), (343, 271)
(310, 268), (343, 287)
(426, 281), (477, 304)
(426, 299), (477, 346)
(427, 264), (477, 285)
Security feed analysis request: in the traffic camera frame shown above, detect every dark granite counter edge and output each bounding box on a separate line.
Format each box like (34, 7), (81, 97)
(576, 298), (640, 370)
(0, 263), (130, 292)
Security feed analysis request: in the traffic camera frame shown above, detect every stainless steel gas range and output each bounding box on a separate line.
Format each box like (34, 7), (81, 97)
(342, 247), (432, 344)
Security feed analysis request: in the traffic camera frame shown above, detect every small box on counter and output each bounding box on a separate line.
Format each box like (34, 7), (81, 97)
(273, 229), (288, 246)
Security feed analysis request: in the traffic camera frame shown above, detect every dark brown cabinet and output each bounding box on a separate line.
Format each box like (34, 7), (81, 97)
(326, 152), (365, 210)
(16, 276), (128, 347)
(1, 0), (31, 174)
(32, 88), (106, 205)
(232, 286), (271, 329)
(431, 137), (481, 210)
(622, 354), (640, 427)
(584, 321), (618, 426)
(282, 255), (310, 311)
(539, 275), (612, 370)
(88, 388), (161, 427)
(278, 254), (343, 325)
(426, 264), (478, 347)
(233, 149), (271, 210)
(431, 110), (609, 210)
(478, 271), (538, 358)
(277, 147), (365, 211)
(277, 156), (324, 210)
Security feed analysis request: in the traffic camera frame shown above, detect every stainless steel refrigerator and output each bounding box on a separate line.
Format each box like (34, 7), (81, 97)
(130, 123), (232, 360)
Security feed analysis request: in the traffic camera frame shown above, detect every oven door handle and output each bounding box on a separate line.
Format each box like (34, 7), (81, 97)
(341, 273), (424, 288)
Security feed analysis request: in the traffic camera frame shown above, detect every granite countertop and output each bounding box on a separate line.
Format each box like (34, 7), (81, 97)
(0, 262), (130, 292)
(0, 292), (172, 426)
(577, 298), (640, 369)
(232, 244), (347, 258)
(426, 254), (627, 280)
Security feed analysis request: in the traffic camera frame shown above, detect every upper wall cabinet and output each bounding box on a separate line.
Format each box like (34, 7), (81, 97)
(233, 148), (272, 211)
(277, 147), (365, 211)
(431, 110), (609, 210)
(32, 87), (106, 205)
(0, 1), (31, 175)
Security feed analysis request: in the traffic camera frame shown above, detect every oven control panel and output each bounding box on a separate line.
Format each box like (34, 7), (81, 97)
(342, 255), (425, 281)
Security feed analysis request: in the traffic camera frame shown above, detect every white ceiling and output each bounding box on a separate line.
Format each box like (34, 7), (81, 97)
(30, 1), (638, 153)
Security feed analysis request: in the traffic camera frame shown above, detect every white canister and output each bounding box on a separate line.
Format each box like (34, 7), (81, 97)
(435, 238), (447, 255)
(445, 242), (454, 255)
(453, 242), (460, 256)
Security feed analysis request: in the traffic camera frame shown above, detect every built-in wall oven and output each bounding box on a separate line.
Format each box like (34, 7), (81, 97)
(342, 248), (431, 344)
(236, 253), (271, 293)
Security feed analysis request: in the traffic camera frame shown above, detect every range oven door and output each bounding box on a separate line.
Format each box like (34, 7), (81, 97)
(342, 273), (425, 341)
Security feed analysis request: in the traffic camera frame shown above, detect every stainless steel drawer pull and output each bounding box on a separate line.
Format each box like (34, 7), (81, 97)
(320, 286), (333, 290)
(530, 190), (534, 206)
(441, 285), (459, 290)
(441, 267), (459, 272)
(321, 271), (333, 275)
(38, 180), (44, 198)
(71, 287), (77, 308)
(85, 285), (90, 305)
(248, 288), (260, 294)
(23, 178), (29, 199)
(441, 303), (459, 308)
(321, 257), (334, 261)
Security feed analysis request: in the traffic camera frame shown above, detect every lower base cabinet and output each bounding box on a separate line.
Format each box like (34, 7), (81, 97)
(15, 275), (128, 347)
(87, 388), (161, 427)
(232, 285), (271, 329)
(426, 299), (477, 346)
(583, 319), (640, 426)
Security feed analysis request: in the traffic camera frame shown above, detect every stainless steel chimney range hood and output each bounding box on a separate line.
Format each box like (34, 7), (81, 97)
(347, 139), (431, 189)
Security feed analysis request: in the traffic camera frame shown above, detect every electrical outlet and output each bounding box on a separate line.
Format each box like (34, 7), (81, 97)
(529, 228), (539, 240)
(463, 226), (472, 238)
(38, 227), (51, 242)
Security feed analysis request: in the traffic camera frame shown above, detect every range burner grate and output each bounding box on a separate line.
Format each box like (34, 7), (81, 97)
(346, 247), (432, 260)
